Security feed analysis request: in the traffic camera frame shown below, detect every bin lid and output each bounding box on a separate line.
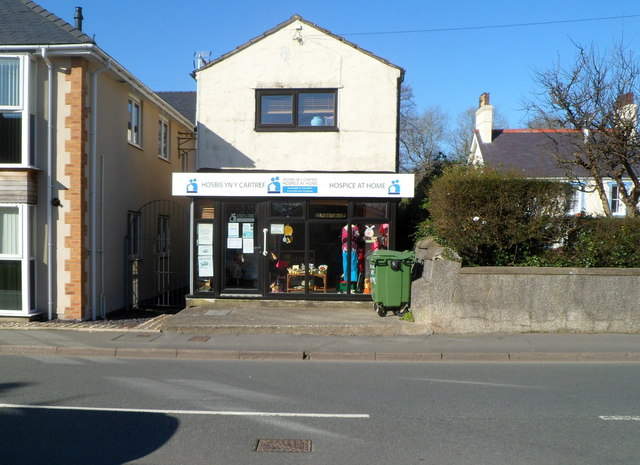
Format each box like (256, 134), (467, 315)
(371, 250), (415, 260)
(371, 250), (415, 264)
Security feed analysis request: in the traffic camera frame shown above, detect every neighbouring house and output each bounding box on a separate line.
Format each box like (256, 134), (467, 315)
(172, 15), (414, 300)
(469, 92), (639, 216)
(0, 0), (195, 320)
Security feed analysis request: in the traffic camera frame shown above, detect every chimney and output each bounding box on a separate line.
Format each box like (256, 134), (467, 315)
(475, 92), (494, 143)
(616, 92), (638, 130)
(74, 7), (83, 31)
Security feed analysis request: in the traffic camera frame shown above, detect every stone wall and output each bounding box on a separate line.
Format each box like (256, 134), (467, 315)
(411, 240), (640, 334)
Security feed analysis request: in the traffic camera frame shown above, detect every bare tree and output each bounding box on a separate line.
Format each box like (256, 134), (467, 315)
(526, 112), (565, 129)
(399, 84), (449, 175)
(526, 42), (640, 217)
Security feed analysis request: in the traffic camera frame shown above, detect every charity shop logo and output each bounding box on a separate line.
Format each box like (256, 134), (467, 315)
(186, 178), (198, 194)
(267, 176), (281, 194)
(388, 179), (401, 195)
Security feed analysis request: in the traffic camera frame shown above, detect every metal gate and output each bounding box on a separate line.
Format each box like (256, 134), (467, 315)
(125, 199), (189, 310)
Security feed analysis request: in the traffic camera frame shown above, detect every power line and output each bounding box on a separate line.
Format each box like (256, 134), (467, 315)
(335, 14), (640, 37)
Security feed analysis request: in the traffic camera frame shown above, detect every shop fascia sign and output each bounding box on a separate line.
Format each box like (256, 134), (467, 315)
(172, 172), (415, 198)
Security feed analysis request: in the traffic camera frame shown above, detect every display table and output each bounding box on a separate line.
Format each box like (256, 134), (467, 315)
(286, 272), (327, 293)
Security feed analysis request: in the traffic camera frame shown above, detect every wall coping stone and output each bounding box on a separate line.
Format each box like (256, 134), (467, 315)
(459, 266), (640, 276)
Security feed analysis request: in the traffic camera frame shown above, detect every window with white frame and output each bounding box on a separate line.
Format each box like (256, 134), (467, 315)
(0, 56), (33, 166)
(0, 205), (33, 312)
(568, 183), (586, 215)
(610, 183), (620, 214)
(609, 181), (633, 216)
(158, 119), (169, 160)
(127, 98), (142, 146)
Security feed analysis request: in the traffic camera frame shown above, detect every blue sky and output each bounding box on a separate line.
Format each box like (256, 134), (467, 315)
(40, 0), (640, 128)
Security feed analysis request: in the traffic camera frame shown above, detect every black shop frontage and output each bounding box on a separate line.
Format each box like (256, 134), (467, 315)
(173, 172), (414, 300)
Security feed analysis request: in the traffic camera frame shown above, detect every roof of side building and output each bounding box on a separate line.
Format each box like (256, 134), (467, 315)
(156, 91), (197, 126)
(476, 129), (592, 178)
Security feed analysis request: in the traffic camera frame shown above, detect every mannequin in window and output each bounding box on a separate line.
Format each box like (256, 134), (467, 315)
(364, 223), (389, 280)
(341, 224), (360, 283)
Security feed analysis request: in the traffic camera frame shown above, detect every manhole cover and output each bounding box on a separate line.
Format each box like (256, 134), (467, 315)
(255, 439), (312, 453)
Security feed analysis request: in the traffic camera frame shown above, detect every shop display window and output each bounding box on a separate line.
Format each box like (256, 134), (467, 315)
(192, 199), (393, 297)
(267, 222), (307, 293)
(354, 202), (387, 218)
(270, 202), (304, 217)
(309, 200), (347, 219)
(195, 200), (215, 292)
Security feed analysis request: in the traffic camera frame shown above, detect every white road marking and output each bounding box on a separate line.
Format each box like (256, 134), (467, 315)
(0, 403), (369, 418)
(599, 416), (640, 421)
(409, 377), (539, 389)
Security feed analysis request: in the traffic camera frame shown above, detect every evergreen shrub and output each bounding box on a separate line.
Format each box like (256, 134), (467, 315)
(552, 217), (640, 267)
(424, 165), (574, 266)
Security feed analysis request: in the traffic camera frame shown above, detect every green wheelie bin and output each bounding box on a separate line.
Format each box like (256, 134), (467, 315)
(369, 250), (415, 317)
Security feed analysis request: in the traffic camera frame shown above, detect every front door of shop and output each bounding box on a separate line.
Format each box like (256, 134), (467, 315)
(221, 203), (262, 295)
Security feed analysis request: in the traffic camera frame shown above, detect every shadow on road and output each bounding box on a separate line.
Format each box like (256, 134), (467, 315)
(0, 407), (179, 465)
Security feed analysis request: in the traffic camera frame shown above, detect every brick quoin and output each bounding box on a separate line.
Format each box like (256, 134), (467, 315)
(63, 58), (89, 320)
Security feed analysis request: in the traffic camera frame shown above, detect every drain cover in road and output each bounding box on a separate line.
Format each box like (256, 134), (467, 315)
(255, 439), (312, 453)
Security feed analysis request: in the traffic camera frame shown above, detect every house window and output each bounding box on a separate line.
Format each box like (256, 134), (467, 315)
(0, 113), (21, 163)
(158, 119), (169, 160)
(256, 89), (337, 130)
(610, 183), (619, 214)
(128, 98), (142, 146)
(609, 182), (633, 216)
(0, 56), (29, 165)
(0, 205), (33, 312)
(0, 58), (20, 106)
(568, 184), (586, 215)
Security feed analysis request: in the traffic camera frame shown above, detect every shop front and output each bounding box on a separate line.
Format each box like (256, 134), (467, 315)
(173, 172), (414, 300)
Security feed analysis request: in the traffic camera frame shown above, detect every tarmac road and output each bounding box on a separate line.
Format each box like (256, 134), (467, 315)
(1, 355), (639, 464)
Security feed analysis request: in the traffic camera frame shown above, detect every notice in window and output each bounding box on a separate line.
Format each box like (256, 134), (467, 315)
(228, 222), (240, 238)
(227, 237), (242, 249)
(198, 257), (214, 277)
(242, 223), (254, 239)
(197, 223), (213, 245)
(198, 245), (213, 256)
(243, 238), (254, 254)
(270, 224), (285, 234)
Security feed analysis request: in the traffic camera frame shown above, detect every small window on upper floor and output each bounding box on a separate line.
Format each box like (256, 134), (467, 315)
(1, 57), (25, 165)
(128, 98), (142, 146)
(158, 119), (169, 160)
(256, 89), (337, 131)
(0, 57), (20, 107)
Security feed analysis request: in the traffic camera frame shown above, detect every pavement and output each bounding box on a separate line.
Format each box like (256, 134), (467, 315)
(1, 299), (640, 362)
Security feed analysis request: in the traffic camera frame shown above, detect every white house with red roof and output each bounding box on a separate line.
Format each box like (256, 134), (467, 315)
(469, 93), (637, 217)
